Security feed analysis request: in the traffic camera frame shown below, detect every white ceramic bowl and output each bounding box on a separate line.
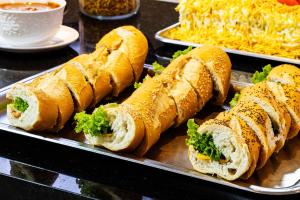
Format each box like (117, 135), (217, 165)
(0, 0), (66, 46)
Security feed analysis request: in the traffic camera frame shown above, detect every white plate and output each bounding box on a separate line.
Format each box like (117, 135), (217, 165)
(0, 25), (79, 53)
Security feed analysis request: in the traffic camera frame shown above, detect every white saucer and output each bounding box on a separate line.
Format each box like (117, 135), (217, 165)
(0, 25), (79, 53)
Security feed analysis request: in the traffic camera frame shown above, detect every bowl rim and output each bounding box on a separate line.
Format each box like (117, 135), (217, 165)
(0, 0), (66, 14)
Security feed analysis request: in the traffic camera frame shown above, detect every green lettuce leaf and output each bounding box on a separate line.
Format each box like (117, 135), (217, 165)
(186, 119), (224, 161)
(229, 93), (240, 108)
(134, 82), (142, 89)
(74, 106), (111, 136)
(12, 97), (29, 112)
(152, 61), (165, 75)
(172, 46), (193, 60)
(251, 64), (272, 84)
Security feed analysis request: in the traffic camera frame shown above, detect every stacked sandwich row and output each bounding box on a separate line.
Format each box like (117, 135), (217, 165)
(75, 46), (232, 156)
(187, 64), (300, 180)
(6, 26), (148, 132)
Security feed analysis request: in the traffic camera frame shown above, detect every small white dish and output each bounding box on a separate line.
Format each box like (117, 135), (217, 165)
(0, 25), (79, 53)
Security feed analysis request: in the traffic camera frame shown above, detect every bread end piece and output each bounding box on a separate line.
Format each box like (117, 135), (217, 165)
(6, 84), (58, 132)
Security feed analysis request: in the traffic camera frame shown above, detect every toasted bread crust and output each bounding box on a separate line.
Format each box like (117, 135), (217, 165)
(188, 46), (232, 105)
(55, 63), (93, 112)
(6, 84), (58, 132)
(97, 26), (148, 81)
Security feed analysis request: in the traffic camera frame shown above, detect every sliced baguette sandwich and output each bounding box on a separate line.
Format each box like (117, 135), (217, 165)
(6, 83), (58, 131)
(75, 46), (232, 156)
(188, 64), (299, 180)
(188, 114), (260, 181)
(6, 26), (148, 133)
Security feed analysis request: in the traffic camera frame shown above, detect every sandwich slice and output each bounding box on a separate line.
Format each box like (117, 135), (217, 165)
(75, 103), (145, 152)
(55, 62), (94, 112)
(68, 54), (113, 106)
(239, 82), (291, 152)
(6, 83), (58, 132)
(96, 26), (148, 81)
(267, 82), (300, 139)
(91, 47), (134, 96)
(187, 46), (232, 105)
(231, 100), (276, 169)
(187, 115), (260, 181)
(30, 73), (74, 131)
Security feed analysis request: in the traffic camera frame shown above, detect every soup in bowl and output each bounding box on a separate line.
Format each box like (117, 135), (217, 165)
(0, 0), (66, 46)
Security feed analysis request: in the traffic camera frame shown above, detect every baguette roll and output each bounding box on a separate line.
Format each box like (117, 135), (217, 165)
(267, 82), (300, 139)
(240, 82), (291, 152)
(85, 104), (145, 152)
(267, 64), (300, 92)
(187, 46), (232, 105)
(188, 117), (256, 181)
(6, 84), (58, 131)
(91, 47), (134, 96)
(30, 74), (74, 131)
(55, 63), (94, 112)
(96, 26), (148, 81)
(77, 46), (231, 155)
(123, 77), (177, 156)
(231, 100), (276, 169)
(68, 54), (112, 106)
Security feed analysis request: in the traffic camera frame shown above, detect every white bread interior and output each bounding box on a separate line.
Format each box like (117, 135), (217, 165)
(189, 119), (251, 181)
(6, 84), (58, 132)
(231, 100), (276, 169)
(85, 104), (145, 152)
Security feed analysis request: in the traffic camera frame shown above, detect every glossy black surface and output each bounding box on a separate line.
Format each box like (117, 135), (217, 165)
(0, 0), (299, 199)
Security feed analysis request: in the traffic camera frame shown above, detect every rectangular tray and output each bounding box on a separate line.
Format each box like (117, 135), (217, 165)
(155, 23), (300, 66)
(0, 66), (300, 195)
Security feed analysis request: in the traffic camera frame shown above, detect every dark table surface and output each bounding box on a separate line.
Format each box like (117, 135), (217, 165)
(0, 0), (300, 199)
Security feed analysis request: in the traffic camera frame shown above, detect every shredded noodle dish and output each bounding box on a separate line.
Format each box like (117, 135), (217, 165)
(162, 0), (300, 59)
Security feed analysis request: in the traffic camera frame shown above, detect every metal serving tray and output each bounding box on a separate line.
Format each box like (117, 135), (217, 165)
(155, 23), (300, 65)
(0, 66), (300, 195)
